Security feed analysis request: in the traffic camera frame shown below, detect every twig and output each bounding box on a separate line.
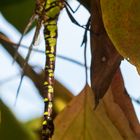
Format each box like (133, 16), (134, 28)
(0, 33), (88, 68)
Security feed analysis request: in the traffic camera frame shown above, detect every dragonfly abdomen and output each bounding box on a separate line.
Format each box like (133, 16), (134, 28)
(42, 0), (64, 139)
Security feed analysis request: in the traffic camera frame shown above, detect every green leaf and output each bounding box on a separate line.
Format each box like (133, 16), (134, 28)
(0, 99), (38, 140)
(1, 0), (35, 32)
(52, 85), (125, 140)
(25, 118), (42, 133)
(54, 81), (74, 114)
(100, 0), (140, 73)
(0, 0), (27, 7)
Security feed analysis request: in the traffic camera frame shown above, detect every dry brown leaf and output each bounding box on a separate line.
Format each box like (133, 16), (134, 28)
(52, 85), (128, 140)
(103, 88), (137, 140)
(110, 69), (140, 139)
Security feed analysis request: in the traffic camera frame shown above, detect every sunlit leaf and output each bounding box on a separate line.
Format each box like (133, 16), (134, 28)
(0, 99), (38, 140)
(100, 0), (140, 73)
(52, 85), (125, 140)
(1, 0), (35, 32)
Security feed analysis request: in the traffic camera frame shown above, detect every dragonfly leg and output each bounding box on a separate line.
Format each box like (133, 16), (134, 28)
(64, 1), (81, 13)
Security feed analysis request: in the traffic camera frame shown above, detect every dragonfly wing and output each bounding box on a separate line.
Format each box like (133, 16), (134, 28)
(15, 20), (42, 103)
(13, 14), (36, 63)
(32, 20), (42, 45)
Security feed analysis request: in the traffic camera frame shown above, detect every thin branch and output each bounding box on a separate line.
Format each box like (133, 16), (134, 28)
(0, 33), (44, 95)
(0, 33), (73, 100)
(0, 34), (88, 68)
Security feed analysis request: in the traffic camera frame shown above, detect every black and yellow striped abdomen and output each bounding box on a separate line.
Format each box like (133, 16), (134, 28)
(42, 0), (64, 139)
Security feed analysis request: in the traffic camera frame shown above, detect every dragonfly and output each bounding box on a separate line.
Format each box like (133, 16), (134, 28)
(13, 0), (91, 139)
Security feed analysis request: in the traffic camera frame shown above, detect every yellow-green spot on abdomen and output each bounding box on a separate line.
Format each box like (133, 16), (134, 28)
(47, 25), (57, 38)
(49, 73), (54, 77)
(50, 32), (56, 38)
(47, 38), (56, 47)
(49, 20), (57, 25)
(44, 111), (49, 115)
(50, 57), (55, 62)
(48, 54), (55, 61)
(47, 25), (57, 32)
(44, 98), (49, 102)
(46, 0), (56, 5)
(48, 85), (53, 88)
(48, 88), (54, 93)
(42, 120), (47, 125)
(48, 102), (53, 108)
(50, 47), (55, 53)
(46, 6), (61, 18)
(46, 50), (50, 54)
(48, 54), (55, 58)
(45, 47), (55, 54)
(44, 81), (49, 85)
